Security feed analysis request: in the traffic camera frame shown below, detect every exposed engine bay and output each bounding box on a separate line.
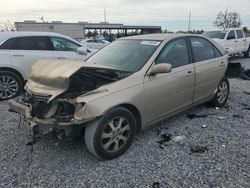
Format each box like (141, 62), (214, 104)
(24, 67), (131, 121)
(8, 61), (132, 138)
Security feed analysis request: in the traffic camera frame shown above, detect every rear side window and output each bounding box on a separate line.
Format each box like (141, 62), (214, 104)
(11, 36), (53, 50)
(0, 38), (16, 49)
(214, 48), (222, 58)
(236, 30), (244, 38)
(155, 38), (190, 68)
(190, 37), (222, 62)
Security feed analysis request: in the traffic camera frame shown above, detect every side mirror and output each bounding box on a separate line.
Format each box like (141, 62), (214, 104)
(149, 63), (172, 75)
(77, 47), (88, 55)
(224, 49), (230, 55)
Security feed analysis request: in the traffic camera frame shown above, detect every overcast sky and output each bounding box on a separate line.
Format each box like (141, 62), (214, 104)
(0, 0), (249, 31)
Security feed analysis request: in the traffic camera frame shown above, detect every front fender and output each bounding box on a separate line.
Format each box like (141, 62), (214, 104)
(72, 84), (146, 125)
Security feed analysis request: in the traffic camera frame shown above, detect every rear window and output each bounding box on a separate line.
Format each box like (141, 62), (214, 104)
(203, 31), (227, 39)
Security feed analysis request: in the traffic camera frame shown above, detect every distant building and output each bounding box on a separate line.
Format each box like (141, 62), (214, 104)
(15, 21), (162, 40)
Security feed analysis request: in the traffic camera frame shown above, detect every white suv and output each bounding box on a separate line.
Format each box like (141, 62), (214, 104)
(0, 32), (93, 100)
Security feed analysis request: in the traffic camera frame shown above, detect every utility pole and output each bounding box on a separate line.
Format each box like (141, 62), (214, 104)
(188, 11), (191, 32)
(104, 8), (107, 23)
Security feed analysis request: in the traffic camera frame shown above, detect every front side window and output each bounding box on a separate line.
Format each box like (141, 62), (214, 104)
(190, 37), (221, 62)
(227, 30), (236, 40)
(155, 38), (190, 68)
(50, 37), (80, 51)
(87, 40), (159, 72)
(236, 30), (244, 38)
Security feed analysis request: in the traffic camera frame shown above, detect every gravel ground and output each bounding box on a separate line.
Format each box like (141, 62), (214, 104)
(0, 60), (250, 187)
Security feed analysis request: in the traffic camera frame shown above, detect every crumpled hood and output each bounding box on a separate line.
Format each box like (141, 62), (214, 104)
(26, 59), (124, 101)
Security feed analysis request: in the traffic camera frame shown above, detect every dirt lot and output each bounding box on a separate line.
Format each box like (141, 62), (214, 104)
(0, 58), (250, 188)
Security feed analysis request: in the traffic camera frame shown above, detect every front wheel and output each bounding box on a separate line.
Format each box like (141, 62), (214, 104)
(210, 77), (230, 107)
(0, 70), (23, 100)
(84, 107), (136, 160)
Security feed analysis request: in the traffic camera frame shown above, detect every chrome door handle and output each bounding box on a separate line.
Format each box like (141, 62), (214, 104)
(185, 71), (193, 77)
(13, 54), (24, 57)
(57, 57), (66, 60)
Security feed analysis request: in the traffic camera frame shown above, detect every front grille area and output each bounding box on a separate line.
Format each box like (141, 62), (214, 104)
(24, 92), (50, 103)
(24, 92), (52, 118)
(33, 94), (50, 102)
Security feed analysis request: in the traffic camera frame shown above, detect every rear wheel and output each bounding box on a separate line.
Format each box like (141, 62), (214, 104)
(0, 70), (23, 100)
(84, 107), (136, 160)
(243, 46), (250, 58)
(210, 77), (230, 107)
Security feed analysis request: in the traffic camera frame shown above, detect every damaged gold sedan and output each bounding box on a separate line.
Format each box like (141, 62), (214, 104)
(8, 34), (229, 160)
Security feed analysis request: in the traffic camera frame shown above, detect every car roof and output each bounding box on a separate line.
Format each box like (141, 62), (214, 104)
(0, 31), (72, 43)
(120, 33), (196, 41)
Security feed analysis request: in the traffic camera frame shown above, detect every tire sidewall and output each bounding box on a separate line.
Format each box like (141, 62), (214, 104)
(93, 108), (136, 160)
(244, 46), (250, 58)
(214, 77), (230, 107)
(0, 70), (23, 100)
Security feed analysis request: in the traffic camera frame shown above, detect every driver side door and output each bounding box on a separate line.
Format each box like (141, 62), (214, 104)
(144, 37), (195, 124)
(225, 30), (238, 54)
(50, 37), (86, 60)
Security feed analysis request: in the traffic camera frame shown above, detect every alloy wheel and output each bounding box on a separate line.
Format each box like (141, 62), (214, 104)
(217, 81), (228, 104)
(101, 117), (131, 153)
(0, 75), (19, 99)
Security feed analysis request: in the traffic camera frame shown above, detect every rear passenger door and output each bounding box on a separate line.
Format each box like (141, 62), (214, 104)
(9, 36), (55, 79)
(189, 37), (226, 103)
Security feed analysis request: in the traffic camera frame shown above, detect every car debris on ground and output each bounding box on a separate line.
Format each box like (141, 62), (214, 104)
(0, 58), (249, 187)
(190, 144), (209, 153)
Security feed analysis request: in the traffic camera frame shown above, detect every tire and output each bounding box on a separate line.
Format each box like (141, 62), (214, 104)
(84, 107), (136, 160)
(0, 70), (24, 100)
(243, 46), (250, 58)
(210, 77), (230, 107)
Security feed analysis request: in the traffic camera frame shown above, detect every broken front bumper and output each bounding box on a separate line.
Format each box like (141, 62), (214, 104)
(8, 100), (91, 138)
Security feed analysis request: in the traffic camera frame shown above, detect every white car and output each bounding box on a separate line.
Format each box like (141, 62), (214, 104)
(203, 29), (250, 57)
(81, 39), (110, 49)
(0, 32), (93, 100)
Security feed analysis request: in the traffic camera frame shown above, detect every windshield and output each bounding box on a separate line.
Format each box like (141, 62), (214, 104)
(203, 31), (227, 39)
(87, 40), (160, 72)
